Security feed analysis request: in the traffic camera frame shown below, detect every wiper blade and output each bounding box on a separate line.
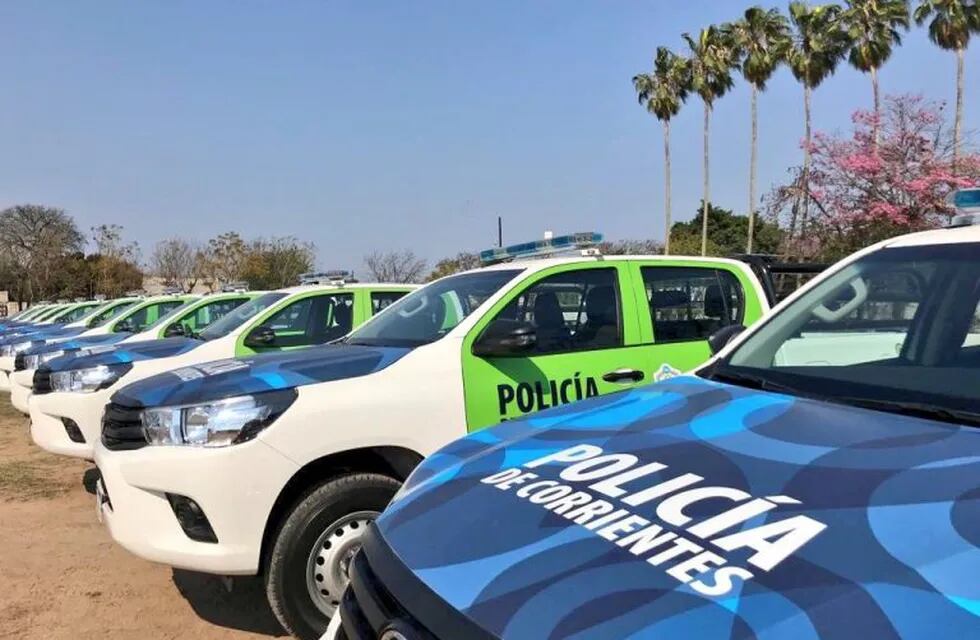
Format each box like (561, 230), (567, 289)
(705, 367), (800, 396)
(836, 397), (980, 427)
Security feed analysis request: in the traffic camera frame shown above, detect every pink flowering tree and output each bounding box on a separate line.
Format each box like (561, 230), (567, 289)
(766, 94), (980, 260)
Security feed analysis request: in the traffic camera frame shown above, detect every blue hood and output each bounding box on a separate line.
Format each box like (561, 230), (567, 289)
(44, 337), (201, 372)
(23, 332), (127, 357)
(376, 376), (980, 639)
(111, 344), (411, 408)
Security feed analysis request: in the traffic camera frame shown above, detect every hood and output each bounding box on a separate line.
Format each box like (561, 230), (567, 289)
(45, 337), (201, 372)
(24, 332), (126, 356)
(377, 376), (980, 639)
(111, 344), (411, 408)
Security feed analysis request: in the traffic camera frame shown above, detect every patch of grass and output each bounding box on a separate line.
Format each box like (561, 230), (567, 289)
(0, 460), (67, 500)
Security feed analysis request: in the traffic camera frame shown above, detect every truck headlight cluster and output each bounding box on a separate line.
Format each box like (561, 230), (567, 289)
(141, 389), (297, 448)
(2, 341), (35, 357)
(23, 350), (65, 370)
(51, 363), (132, 393)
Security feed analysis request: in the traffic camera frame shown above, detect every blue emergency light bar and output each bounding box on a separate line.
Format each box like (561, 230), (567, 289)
(948, 188), (980, 227)
(480, 232), (604, 265)
(299, 270), (355, 285)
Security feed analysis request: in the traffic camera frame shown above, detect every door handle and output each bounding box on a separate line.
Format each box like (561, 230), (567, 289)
(602, 368), (645, 383)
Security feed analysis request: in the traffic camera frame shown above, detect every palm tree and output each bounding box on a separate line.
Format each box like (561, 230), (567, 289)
(633, 48), (692, 255)
(683, 26), (739, 256)
(786, 2), (850, 250)
(726, 7), (791, 254)
(914, 0), (980, 173)
(843, 0), (911, 149)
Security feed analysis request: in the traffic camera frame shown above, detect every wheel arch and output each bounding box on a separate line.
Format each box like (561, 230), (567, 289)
(258, 445), (424, 574)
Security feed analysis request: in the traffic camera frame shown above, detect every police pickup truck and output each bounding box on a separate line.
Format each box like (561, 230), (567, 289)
(32, 281), (414, 460)
(91, 234), (814, 639)
(9, 292), (258, 414)
(328, 203), (980, 640)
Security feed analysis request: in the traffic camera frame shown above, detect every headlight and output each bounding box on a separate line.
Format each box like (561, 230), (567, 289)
(24, 350), (65, 370)
(50, 363), (132, 393)
(1, 341), (32, 357)
(141, 389), (297, 448)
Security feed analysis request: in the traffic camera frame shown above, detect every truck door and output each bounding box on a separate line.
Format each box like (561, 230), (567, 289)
(236, 292), (355, 356)
(462, 263), (649, 430)
(628, 262), (758, 380)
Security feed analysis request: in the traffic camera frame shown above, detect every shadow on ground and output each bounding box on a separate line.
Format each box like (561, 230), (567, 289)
(172, 569), (286, 637)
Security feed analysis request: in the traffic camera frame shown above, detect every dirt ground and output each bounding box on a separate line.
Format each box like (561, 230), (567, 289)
(0, 400), (287, 639)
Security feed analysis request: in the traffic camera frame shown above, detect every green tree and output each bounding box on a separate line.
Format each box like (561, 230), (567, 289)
(200, 231), (249, 286)
(633, 47), (692, 255)
(241, 236), (316, 289)
(726, 7), (791, 254)
(787, 2), (850, 249)
(843, 0), (910, 149)
(0, 205), (84, 302)
(427, 252), (481, 281)
(914, 0), (980, 172)
(683, 26), (739, 257)
(671, 202), (784, 257)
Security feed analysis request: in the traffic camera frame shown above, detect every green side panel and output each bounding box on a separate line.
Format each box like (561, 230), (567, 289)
(461, 263), (650, 431)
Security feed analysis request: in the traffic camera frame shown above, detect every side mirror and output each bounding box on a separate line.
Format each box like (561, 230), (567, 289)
(114, 320), (134, 333)
(163, 323), (186, 338)
(708, 324), (746, 355)
(244, 326), (277, 349)
(472, 320), (536, 358)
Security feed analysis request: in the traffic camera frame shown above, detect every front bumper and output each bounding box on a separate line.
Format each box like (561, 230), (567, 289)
(29, 388), (112, 459)
(10, 369), (33, 414)
(94, 437), (299, 575)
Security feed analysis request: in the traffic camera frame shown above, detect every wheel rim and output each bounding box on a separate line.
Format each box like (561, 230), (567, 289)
(306, 510), (379, 617)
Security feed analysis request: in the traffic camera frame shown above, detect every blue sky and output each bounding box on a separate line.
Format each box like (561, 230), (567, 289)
(0, 1), (976, 272)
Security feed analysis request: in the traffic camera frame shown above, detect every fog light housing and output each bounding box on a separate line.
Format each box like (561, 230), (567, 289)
(61, 418), (85, 443)
(166, 493), (218, 543)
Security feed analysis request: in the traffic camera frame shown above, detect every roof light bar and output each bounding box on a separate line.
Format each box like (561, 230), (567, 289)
(221, 281), (250, 293)
(947, 187), (980, 227)
(480, 232), (604, 265)
(299, 270), (355, 285)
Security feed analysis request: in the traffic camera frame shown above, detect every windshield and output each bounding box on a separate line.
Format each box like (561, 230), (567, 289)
(86, 300), (137, 328)
(198, 292), (287, 340)
(346, 270), (522, 347)
(142, 299), (197, 331)
(712, 243), (980, 424)
(34, 306), (64, 322)
(54, 304), (100, 324)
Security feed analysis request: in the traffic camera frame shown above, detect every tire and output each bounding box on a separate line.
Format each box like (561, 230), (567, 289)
(265, 473), (400, 640)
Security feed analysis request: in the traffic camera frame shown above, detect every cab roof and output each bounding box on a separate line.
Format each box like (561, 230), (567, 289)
(885, 221), (980, 247)
(465, 254), (755, 275)
(276, 282), (419, 294)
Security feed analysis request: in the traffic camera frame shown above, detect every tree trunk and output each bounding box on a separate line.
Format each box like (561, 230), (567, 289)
(747, 84), (758, 254)
(871, 66), (880, 153)
(954, 47), (964, 175)
(663, 119), (672, 256)
(701, 102), (711, 257)
(799, 83), (812, 259)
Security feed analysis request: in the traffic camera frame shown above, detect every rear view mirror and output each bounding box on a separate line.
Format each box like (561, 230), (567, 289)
(708, 324), (746, 355)
(163, 323), (186, 338)
(244, 326), (277, 349)
(472, 320), (536, 358)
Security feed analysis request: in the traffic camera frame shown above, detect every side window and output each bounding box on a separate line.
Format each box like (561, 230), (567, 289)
(371, 291), (408, 315)
(185, 298), (245, 330)
(320, 294), (355, 342)
(491, 268), (622, 355)
(774, 267), (928, 367)
(643, 267), (745, 343)
(256, 294), (355, 347)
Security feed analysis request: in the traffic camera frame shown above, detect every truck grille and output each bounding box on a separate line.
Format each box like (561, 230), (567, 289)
(101, 402), (147, 451)
(33, 369), (52, 394)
